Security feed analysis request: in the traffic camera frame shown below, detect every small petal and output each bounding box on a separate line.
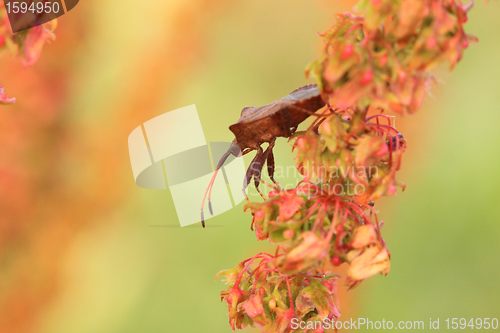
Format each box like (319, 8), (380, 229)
(347, 245), (390, 281)
(0, 85), (15, 105)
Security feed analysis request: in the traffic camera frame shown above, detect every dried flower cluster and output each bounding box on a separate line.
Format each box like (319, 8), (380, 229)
(217, 1), (475, 332)
(0, 4), (57, 104)
(216, 248), (340, 332)
(308, 0), (475, 114)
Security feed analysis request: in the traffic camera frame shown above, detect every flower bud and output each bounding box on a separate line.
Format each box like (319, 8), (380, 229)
(268, 298), (277, 310)
(341, 44), (354, 59)
(331, 256), (342, 266)
(426, 36), (437, 49)
(283, 229), (295, 239)
(320, 119), (332, 136)
(360, 70), (374, 85)
(296, 137), (307, 151)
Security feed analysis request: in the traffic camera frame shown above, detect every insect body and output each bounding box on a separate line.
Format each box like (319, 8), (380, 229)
(200, 84), (326, 227)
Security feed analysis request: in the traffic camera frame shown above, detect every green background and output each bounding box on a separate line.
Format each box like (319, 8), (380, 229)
(29, 0), (500, 332)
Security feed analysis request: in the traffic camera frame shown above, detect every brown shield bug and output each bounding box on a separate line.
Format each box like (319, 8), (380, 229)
(200, 84), (327, 227)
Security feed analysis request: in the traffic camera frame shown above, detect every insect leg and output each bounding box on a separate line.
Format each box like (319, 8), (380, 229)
(242, 146), (264, 202)
(266, 139), (278, 186)
(313, 117), (327, 135)
(253, 147), (272, 200)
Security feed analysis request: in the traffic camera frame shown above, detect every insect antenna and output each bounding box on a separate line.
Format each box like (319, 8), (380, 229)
(200, 169), (220, 227)
(200, 142), (240, 228)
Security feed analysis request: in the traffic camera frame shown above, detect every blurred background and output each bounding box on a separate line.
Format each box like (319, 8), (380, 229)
(0, 0), (499, 332)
